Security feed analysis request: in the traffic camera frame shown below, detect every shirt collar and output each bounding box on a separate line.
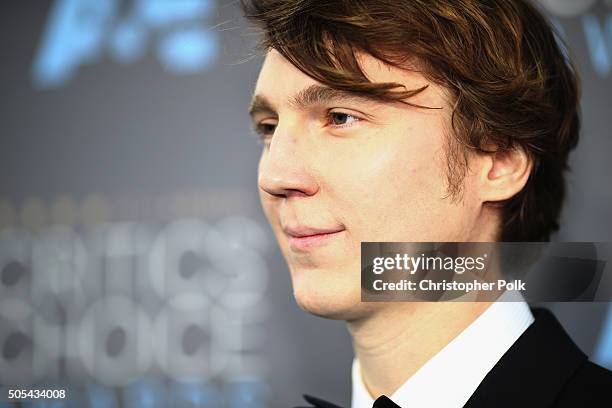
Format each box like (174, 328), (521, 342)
(351, 292), (534, 408)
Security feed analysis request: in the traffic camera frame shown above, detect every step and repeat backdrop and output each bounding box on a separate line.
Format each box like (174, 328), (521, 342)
(1, 1), (611, 407)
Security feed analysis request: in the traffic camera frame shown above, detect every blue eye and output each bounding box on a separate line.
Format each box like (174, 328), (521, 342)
(328, 112), (359, 126)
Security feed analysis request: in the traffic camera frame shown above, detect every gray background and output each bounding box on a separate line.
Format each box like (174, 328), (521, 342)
(0, 1), (611, 407)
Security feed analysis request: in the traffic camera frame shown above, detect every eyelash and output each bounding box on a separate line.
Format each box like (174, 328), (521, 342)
(254, 111), (362, 143)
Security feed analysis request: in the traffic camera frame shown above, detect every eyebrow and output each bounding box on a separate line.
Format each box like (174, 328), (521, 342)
(248, 84), (385, 119)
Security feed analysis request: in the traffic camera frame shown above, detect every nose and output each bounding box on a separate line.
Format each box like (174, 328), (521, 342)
(258, 122), (319, 198)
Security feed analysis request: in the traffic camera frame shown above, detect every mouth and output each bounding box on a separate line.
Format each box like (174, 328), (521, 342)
(283, 225), (346, 252)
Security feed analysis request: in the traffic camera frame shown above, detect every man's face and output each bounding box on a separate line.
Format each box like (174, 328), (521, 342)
(251, 50), (487, 320)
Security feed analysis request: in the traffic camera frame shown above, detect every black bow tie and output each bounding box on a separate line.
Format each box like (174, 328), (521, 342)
(296, 393), (401, 408)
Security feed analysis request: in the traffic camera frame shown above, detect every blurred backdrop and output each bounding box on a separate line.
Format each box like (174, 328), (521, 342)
(0, 0), (611, 407)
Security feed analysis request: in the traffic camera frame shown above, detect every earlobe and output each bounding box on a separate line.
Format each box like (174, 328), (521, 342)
(481, 147), (533, 202)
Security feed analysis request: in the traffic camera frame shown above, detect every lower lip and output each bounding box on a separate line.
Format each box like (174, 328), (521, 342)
(289, 230), (344, 252)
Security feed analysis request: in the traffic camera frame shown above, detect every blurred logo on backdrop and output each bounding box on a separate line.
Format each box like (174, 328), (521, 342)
(29, 0), (612, 89)
(28, 0), (612, 89)
(0, 192), (270, 407)
(32, 0), (219, 89)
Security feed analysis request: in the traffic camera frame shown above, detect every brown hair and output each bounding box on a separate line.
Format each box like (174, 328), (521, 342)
(241, 0), (580, 241)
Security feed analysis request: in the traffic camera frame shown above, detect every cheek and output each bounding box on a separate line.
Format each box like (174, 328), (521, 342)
(328, 126), (459, 240)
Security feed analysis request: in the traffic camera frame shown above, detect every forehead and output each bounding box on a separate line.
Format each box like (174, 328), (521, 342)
(254, 50), (317, 96)
(254, 49), (447, 108)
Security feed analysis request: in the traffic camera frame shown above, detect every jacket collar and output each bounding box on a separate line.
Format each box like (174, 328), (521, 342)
(464, 308), (587, 408)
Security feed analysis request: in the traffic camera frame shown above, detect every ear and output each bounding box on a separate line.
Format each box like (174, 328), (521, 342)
(476, 147), (533, 203)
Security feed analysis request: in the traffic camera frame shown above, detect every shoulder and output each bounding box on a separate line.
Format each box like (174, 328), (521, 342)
(528, 308), (612, 407)
(553, 360), (612, 407)
(465, 307), (612, 408)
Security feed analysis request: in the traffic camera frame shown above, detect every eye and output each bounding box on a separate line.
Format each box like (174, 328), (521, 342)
(327, 111), (361, 127)
(254, 122), (277, 143)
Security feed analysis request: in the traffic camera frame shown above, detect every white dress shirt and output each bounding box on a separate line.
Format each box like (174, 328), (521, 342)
(351, 292), (534, 408)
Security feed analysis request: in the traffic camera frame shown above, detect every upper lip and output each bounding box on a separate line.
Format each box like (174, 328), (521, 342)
(283, 225), (345, 238)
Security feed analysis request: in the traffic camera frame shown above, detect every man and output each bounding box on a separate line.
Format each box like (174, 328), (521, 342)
(242, 0), (612, 407)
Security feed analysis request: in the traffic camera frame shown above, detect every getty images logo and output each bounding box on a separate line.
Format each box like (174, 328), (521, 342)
(32, 0), (219, 89)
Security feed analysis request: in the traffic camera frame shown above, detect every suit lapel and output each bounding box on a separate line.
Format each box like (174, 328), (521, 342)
(464, 308), (587, 408)
(300, 393), (344, 408)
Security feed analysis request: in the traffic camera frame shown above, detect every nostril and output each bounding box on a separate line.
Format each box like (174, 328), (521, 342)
(285, 189), (312, 198)
(260, 184), (285, 198)
(260, 185), (313, 198)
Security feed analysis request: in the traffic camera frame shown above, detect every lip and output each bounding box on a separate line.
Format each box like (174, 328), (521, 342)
(283, 225), (345, 252)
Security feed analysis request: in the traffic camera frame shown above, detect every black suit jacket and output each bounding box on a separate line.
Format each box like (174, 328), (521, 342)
(300, 308), (612, 408)
(464, 308), (611, 407)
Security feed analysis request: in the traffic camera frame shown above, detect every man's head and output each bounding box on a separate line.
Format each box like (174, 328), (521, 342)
(243, 0), (580, 319)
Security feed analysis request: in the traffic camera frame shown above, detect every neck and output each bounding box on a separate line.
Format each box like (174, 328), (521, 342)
(347, 302), (492, 398)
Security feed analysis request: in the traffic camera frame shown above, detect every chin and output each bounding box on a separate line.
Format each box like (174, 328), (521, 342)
(289, 265), (365, 320)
